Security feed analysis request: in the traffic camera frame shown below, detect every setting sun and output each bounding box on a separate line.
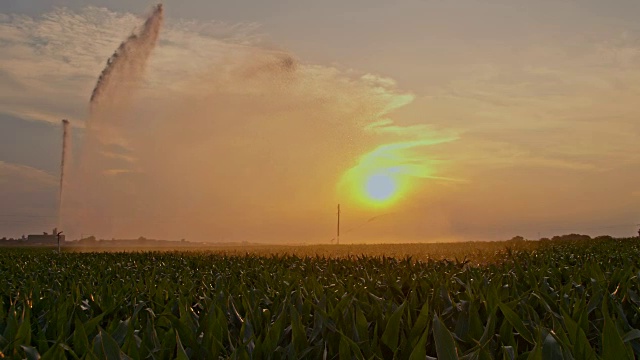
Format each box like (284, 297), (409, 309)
(365, 173), (397, 202)
(340, 164), (410, 209)
(339, 139), (449, 209)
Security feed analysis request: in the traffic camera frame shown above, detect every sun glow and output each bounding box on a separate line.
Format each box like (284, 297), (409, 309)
(365, 173), (398, 201)
(340, 164), (410, 208)
(338, 139), (453, 209)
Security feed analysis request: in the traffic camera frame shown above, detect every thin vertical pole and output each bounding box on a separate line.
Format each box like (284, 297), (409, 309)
(337, 204), (340, 245)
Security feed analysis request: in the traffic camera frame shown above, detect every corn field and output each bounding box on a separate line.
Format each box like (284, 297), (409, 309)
(1, 238), (640, 359)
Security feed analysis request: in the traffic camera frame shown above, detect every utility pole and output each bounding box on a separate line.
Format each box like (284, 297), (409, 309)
(336, 204), (341, 245)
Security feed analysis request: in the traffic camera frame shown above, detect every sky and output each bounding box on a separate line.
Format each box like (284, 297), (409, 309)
(1, 0), (639, 243)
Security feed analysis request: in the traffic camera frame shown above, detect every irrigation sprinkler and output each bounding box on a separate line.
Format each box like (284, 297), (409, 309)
(56, 231), (63, 254)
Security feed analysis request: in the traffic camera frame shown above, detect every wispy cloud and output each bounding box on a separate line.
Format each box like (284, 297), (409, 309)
(0, 161), (57, 189)
(0, 6), (264, 125)
(407, 32), (640, 176)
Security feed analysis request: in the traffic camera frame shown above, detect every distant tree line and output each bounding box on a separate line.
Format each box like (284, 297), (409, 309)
(509, 233), (617, 242)
(0, 235), (27, 242)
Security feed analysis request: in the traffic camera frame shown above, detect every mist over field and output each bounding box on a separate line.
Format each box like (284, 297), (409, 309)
(56, 4), (457, 243)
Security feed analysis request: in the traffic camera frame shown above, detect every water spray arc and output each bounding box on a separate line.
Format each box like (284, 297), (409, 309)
(89, 4), (164, 109)
(66, 4), (164, 239)
(59, 119), (70, 218)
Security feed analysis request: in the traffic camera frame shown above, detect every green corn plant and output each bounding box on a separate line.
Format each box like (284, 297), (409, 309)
(0, 238), (638, 359)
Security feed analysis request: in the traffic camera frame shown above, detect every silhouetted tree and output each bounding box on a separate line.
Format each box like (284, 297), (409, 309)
(552, 234), (591, 242)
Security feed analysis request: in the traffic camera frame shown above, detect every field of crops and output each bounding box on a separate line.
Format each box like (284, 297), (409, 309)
(1, 238), (640, 359)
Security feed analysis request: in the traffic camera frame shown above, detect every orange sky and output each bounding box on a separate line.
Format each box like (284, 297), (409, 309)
(1, 1), (639, 242)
